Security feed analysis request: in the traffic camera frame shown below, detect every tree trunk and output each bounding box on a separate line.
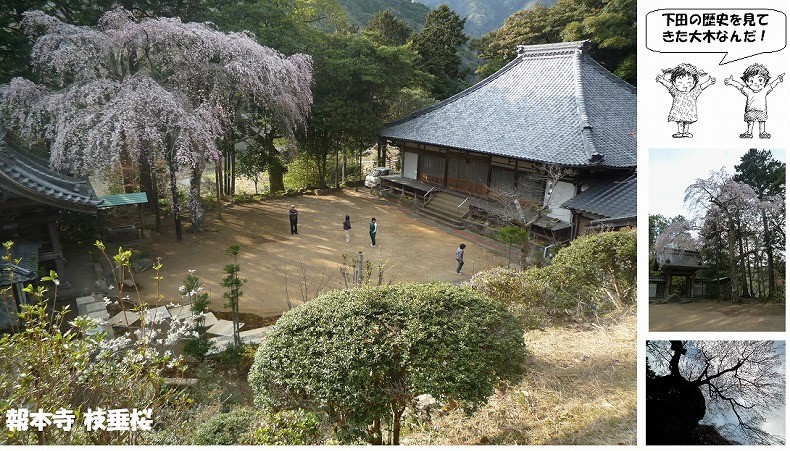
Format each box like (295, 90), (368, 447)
(715, 230), (722, 301)
(230, 146), (236, 196)
(727, 222), (739, 303)
(188, 166), (204, 232)
(342, 148), (347, 187)
(746, 249), (755, 298)
(669, 340), (685, 377)
(518, 225), (536, 269)
(263, 137), (285, 192)
(755, 255), (764, 299)
(168, 159), (182, 242)
(391, 403), (405, 445)
(268, 162), (285, 192)
(138, 152), (156, 212)
(333, 145), (339, 188)
(151, 162), (161, 233)
(762, 211), (775, 300)
(736, 220), (751, 297)
(215, 164), (223, 221)
(119, 146), (136, 193)
(233, 303), (241, 347)
(368, 418), (382, 445)
(223, 150), (233, 196)
(317, 151), (328, 188)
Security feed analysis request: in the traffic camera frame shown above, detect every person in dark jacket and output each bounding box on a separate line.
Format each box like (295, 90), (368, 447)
(369, 217), (377, 247)
(343, 215), (351, 243)
(289, 205), (298, 234)
(456, 243), (466, 274)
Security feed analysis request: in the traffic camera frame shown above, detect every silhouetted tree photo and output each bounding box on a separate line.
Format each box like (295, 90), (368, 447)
(646, 340), (785, 445)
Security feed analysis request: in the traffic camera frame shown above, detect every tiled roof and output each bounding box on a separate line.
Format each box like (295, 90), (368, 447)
(562, 173), (636, 219)
(657, 249), (703, 270)
(0, 239), (39, 286)
(380, 41), (636, 168)
(0, 123), (101, 213)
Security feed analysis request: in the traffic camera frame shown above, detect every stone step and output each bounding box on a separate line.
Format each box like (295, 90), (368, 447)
(423, 202), (469, 219)
(429, 193), (468, 206)
(427, 193), (472, 211)
(426, 199), (468, 211)
(417, 208), (466, 229)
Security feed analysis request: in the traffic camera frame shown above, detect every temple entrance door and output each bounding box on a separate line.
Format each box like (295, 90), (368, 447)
(403, 152), (418, 180)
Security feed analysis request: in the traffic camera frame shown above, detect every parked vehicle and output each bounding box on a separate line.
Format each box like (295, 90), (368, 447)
(365, 167), (391, 188)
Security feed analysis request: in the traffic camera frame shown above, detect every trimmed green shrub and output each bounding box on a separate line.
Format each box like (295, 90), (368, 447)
(470, 230), (636, 326)
(551, 230), (637, 311)
(468, 266), (553, 328)
(193, 407), (256, 445)
(251, 410), (324, 445)
(249, 283), (526, 445)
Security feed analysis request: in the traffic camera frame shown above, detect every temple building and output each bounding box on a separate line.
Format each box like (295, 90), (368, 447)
(1, 123), (102, 328)
(378, 41), (636, 243)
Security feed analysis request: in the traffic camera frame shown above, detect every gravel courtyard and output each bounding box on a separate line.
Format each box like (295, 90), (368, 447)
(141, 189), (509, 317)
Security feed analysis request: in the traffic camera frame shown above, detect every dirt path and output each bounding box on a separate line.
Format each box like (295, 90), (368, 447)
(649, 300), (785, 332)
(139, 189), (508, 317)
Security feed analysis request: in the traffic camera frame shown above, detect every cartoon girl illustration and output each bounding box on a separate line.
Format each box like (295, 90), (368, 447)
(724, 63), (784, 139)
(656, 63), (716, 138)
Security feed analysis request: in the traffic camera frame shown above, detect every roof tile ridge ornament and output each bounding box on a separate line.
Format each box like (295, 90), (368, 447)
(568, 40), (602, 165)
(516, 40), (589, 57)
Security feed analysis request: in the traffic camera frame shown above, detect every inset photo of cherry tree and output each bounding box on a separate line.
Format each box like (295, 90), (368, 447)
(648, 149), (785, 332)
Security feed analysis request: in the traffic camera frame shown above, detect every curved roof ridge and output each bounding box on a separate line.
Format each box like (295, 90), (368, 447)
(385, 40), (592, 129)
(1, 123), (101, 212)
(571, 47), (599, 164)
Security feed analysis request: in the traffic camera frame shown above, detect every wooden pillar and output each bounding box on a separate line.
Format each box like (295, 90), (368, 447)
(665, 272), (672, 299)
(47, 215), (68, 286)
(377, 138), (386, 168)
(689, 273), (696, 297)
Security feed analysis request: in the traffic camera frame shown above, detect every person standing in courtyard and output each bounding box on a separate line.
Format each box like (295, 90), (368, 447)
(343, 215), (351, 243)
(456, 243), (466, 274)
(289, 204), (298, 235)
(369, 217), (377, 247)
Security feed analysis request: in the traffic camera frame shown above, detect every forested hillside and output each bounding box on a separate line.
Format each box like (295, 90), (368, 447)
(417, 0), (556, 36)
(338, 0), (430, 31)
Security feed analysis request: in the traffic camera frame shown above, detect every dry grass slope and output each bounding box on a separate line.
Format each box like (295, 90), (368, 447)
(403, 309), (636, 445)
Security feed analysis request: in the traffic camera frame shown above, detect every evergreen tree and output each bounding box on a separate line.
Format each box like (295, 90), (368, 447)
(734, 149), (786, 300)
(363, 9), (412, 46)
(472, 0), (636, 84)
(221, 244), (245, 347)
(411, 4), (468, 99)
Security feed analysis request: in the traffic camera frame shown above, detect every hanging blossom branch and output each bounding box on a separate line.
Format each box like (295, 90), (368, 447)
(0, 8), (313, 231)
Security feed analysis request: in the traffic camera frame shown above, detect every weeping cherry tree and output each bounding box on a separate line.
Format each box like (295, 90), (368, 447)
(684, 169), (782, 302)
(0, 8), (313, 237)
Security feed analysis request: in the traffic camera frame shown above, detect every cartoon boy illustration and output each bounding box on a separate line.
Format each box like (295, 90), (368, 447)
(724, 63), (784, 139)
(656, 63), (716, 138)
